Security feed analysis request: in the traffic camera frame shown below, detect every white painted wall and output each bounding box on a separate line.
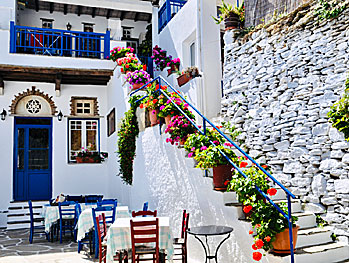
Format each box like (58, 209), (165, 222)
(0, 0), (16, 30)
(152, 0), (222, 119)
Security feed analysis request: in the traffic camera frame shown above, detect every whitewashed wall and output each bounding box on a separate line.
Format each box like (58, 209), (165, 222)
(152, 0), (222, 119)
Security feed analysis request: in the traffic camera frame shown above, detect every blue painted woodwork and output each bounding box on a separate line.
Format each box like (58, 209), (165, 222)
(143, 201), (149, 212)
(14, 117), (52, 201)
(9, 21), (110, 59)
(28, 200), (49, 243)
(158, 0), (187, 33)
(58, 201), (78, 243)
(92, 206), (116, 258)
(130, 76), (297, 263)
(139, 56), (154, 78)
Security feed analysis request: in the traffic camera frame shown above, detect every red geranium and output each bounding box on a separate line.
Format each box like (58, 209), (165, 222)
(264, 236), (271, 242)
(252, 244), (257, 250)
(249, 230), (253, 235)
(243, 205), (252, 214)
(267, 188), (277, 196)
(252, 252), (262, 261)
(224, 180), (230, 186)
(139, 104), (144, 109)
(255, 239), (264, 249)
(240, 161), (248, 168)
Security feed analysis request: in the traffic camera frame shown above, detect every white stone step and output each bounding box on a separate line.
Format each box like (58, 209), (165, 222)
(280, 242), (349, 263)
(296, 226), (333, 248)
(294, 212), (317, 229)
(274, 200), (302, 213)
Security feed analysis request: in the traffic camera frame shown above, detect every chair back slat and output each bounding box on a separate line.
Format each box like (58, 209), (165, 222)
(181, 210), (190, 241)
(94, 201), (117, 224)
(143, 202), (149, 211)
(130, 218), (159, 262)
(132, 210), (157, 217)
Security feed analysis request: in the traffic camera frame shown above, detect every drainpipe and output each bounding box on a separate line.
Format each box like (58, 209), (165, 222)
(196, 0), (205, 118)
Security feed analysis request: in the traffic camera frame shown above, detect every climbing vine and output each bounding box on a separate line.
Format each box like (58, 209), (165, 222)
(328, 77), (349, 140)
(117, 95), (142, 185)
(314, 0), (346, 20)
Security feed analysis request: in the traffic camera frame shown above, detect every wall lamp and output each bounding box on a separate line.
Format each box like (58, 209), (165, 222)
(66, 22), (72, 31)
(57, 111), (63, 122)
(0, 109), (6, 121)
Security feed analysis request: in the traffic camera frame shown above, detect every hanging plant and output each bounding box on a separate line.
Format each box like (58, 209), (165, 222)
(117, 95), (142, 185)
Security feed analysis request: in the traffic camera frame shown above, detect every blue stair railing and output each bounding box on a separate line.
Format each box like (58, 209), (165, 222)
(130, 76), (296, 263)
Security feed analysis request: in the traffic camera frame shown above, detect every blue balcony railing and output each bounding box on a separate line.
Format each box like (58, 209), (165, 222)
(158, 0), (187, 33)
(9, 21), (110, 59)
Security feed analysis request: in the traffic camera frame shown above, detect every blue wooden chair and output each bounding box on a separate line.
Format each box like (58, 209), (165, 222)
(97, 200), (117, 225)
(58, 201), (78, 243)
(28, 200), (49, 243)
(85, 195), (103, 203)
(92, 205), (116, 258)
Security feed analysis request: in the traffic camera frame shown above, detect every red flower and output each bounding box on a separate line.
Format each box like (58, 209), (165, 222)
(224, 180), (230, 186)
(261, 164), (268, 169)
(264, 236), (271, 242)
(243, 205), (252, 214)
(153, 99), (158, 104)
(240, 162), (248, 168)
(143, 65), (147, 70)
(255, 224), (261, 228)
(139, 104), (144, 109)
(255, 239), (264, 249)
(121, 68), (124, 73)
(252, 252), (262, 261)
(170, 111), (174, 115)
(249, 230), (253, 235)
(252, 244), (257, 250)
(267, 188), (277, 196)
(125, 64), (130, 69)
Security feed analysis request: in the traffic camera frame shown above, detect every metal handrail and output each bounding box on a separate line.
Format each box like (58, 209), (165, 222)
(130, 75), (296, 263)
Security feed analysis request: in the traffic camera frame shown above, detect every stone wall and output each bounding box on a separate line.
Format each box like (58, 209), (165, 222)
(222, 7), (349, 241)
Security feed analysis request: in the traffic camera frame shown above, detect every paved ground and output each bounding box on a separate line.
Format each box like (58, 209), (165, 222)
(0, 228), (97, 263)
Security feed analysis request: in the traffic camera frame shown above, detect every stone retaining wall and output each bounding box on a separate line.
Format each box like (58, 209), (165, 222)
(222, 6), (349, 242)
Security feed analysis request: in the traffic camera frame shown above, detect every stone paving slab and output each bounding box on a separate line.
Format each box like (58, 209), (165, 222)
(0, 229), (97, 262)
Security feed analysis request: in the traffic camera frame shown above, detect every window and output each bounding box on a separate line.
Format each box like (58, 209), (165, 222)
(71, 98), (98, 116)
(126, 41), (138, 53)
(190, 42), (196, 66)
(68, 119), (99, 162)
(123, 27), (132, 39)
(83, 23), (94, 32)
(41, 19), (53, 29)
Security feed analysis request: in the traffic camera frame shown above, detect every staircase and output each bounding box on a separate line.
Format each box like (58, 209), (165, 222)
(6, 201), (47, 230)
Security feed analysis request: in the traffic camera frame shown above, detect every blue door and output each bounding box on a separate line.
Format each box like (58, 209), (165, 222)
(14, 118), (52, 201)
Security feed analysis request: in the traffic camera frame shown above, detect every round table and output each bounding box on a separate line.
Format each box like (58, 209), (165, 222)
(188, 225), (233, 263)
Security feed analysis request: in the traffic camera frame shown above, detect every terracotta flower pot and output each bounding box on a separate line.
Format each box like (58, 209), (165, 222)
(177, 74), (192, 87)
(224, 12), (240, 30)
(272, 225), (300, 254)
(149, 109), (160, 126)
(76, 157), (96, 163)
(164, 115), (172, 126)
(132, 83), (144, 90)
(212, 164), (233, 191)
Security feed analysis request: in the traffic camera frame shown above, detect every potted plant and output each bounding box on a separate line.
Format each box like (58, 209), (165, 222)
(227, 164), (299, 261)
(117, 54), (144, 73)
(125, 70), (152, 90)
(152, 45), (171, 71)
(164, 115), (196, 146)
(194, 144), (237, 191)
(177, 66), (201, 87)
(109, 46), (134, 61)
(158, 92), (193, 126)
(167, 58), (181, 76)
(75, 149), (108, 163)
(184, 129), (222, 158)
(213, 0), (245, 30)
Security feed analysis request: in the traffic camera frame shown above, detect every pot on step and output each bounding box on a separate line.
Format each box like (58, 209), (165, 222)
(212, 164), (233, 191)
(272, 225), (300, 254)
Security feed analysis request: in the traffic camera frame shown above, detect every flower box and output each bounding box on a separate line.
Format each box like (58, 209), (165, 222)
(177, 74), (192, 87)
(75, 157), (100, 163)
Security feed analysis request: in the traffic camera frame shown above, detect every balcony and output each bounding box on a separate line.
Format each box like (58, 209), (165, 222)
(158, 0), (187, 33)
(9, 21), (110, 60)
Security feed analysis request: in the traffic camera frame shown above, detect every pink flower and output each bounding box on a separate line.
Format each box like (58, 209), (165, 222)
(152, 110), (156, 115)
(188, 152), (194, 158)
(200, 146), (207, 151)
(191, 147), (196, 151)
(213, 140), (219, 145)
(160, 105), (165, 110)
(224, 142), (233, 147)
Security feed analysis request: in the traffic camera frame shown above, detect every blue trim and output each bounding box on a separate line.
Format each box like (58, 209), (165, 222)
(130, 76), (296, 263)
(10, 22), (109, 59)
(158, 0), (187, 33)
(13, 117), (52, 201)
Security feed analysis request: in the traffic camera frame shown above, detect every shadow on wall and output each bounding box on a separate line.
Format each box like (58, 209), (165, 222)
(131, 126), (255, 263)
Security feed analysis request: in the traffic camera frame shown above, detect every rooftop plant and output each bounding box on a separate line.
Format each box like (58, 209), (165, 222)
(213, 0), (245, 24)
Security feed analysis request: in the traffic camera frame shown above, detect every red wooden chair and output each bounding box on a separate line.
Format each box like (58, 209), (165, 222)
(132, 210), (157, 217)
(173, 210), (189, 263)
(96, 214), (108, 263)
(130, 218), (160, 262)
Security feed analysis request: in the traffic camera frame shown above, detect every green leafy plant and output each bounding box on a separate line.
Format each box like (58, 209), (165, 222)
(158, 92), (193, 118)
(184, 129), (224, 157)
(194, 144), (238, 169)
(316, 215), (328, 228)
(222, 121), (242, 143)
(117, 95), (142, 185)
(314, 0), (346, 20)
(165, 115), (197, 144)
(138, 24), (152, 57)
(213, 0), (245, 25)
(328, 77), (349, 140)
(110, 46), (134, 61)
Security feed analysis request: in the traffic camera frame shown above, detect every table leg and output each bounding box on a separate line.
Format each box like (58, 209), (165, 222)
(213, 233), (231, 263)
(193, 235), (208, 263)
